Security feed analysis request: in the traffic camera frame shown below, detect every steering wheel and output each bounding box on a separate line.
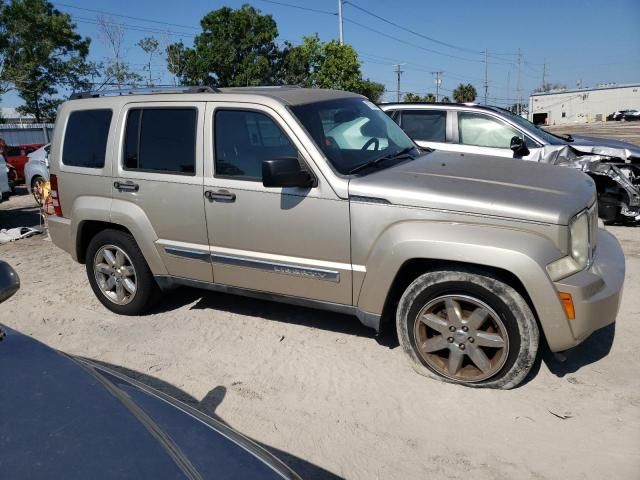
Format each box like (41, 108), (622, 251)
(361, 138), (380, 151)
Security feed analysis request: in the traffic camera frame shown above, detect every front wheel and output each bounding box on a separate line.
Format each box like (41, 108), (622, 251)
(396, 269), (539, 389)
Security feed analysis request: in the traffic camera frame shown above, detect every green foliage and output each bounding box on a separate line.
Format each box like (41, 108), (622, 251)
(137, 36), (160, 86)
(440, 96), (451, 103)
(168, 7), (385, 101)
(403, 92), (436, 103)
(0, 0), (91, 121)
(168, 4), (280, 87)
(355, 78), (385, 103)
(453, 83), (477, 103)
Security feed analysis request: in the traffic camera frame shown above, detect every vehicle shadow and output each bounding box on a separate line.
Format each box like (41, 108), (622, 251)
(86, 359), (344, 480)
(541, 322), (616, 377)
(150, 286), (399, 347)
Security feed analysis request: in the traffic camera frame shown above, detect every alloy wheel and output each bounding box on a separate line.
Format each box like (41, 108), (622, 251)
(93, 245), (137, 305)
(413, 295), (509, 383)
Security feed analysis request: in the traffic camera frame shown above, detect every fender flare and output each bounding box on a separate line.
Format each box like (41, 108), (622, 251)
(356, 221), (572, 349)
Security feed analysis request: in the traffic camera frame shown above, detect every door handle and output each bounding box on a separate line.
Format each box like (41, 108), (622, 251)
(205, 189), (236, 202)
(114, 181), (139, 192)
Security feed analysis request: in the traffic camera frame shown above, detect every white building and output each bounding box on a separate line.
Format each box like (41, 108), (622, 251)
(0, 107), (36, 124)
(528, 83), (640, 125)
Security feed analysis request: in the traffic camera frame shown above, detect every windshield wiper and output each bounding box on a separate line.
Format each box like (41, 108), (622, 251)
(348, 146), (417, 175)
(542, 128), (574, 142)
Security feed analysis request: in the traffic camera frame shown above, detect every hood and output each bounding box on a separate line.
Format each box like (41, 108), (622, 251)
(348, 150), (596, 225)
(0, 324), (299, 480)
(568, 135), (640, 160)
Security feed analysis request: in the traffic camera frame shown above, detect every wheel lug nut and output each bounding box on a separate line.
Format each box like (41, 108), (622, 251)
(447, 337), (454, 343)
(468, 337), (475, 343)
(462, 326), (469, 332)
(459, 343), (466, 350)
(449, 326), (456, 332)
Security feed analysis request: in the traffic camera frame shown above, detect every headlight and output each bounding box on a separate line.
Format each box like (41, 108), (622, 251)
(546, 210), (591, 281)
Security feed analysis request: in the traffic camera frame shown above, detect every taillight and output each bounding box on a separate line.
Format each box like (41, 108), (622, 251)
(49, 174), (63, 217)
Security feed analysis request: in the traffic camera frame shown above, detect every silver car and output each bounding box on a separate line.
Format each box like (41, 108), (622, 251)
(24, 143), (50, 204)
(0, 154), (10, 202)
(47, 87), (625, 389)
(381, 103), (640, 223)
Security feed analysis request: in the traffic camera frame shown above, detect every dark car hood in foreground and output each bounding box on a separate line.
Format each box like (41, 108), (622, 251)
(349, 150), (596, 225)
(0, 325), (298, 480)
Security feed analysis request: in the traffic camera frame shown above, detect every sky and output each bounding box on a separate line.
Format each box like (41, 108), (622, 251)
(3, 0), (640, 106)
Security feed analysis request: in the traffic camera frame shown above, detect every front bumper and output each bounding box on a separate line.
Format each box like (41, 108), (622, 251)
(551, 229), (625, 351)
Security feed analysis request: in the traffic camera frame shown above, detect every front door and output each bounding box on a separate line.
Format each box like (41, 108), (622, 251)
(202, 102), (352, 305)
(445, 111), (541, 160)
(111, 102), (212, 283)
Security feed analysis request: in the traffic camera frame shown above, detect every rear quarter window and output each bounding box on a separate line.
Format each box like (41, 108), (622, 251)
(62, 109), (112, 168)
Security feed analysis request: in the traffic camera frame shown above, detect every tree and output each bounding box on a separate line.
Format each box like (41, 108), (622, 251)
(453, 83), (477, 103)
(97, 15), (142, 89)
(0, 0), (91, 121)
(137, 36), (160, 87)
(273, 33), (384, 101)
(440, 96), (451, 103)
(533, 82), (566, 93)
(168, 5), (280, 87)
(402, 92), (435, 103)
(508, 103), (527, 115)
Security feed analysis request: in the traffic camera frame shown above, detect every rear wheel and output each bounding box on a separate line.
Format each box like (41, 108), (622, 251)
(85, 229), (160, 315)
(396, 269), (539, 389)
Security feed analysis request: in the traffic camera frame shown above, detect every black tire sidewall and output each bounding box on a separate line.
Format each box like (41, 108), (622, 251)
(397, 269), (539, 389)
(85, 229), (158, 315)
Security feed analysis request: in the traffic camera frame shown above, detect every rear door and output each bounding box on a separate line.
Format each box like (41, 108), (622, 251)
(397, 109), (449, 150)
(111, 102), (212, 283)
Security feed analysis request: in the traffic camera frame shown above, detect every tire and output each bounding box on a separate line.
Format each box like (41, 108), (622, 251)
(85, 229), (160, 315)
(396, 268), (539, 389)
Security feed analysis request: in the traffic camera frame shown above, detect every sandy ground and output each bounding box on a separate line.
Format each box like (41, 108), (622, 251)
(1, 189), (639, 480)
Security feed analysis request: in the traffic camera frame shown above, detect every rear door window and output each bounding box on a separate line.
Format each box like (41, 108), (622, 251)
(62, 109), (112, 168)
(401, 110), (446, 142)
(124, 108), (197, 175)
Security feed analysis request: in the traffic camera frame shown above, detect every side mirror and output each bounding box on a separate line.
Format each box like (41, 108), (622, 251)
(0, 261), (20, 304)
(510, 136), (530, 158)
(262, 158), (316, 188)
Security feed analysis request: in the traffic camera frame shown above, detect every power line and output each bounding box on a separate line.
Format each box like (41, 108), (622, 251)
(344, 1), (483, 55)
(54, 2), (200, 30)
(255, 0), (336, 16)
(72, 15), (196, 38)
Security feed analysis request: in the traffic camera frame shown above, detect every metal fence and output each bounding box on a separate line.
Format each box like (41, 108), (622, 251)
(0, 124), (54, 145)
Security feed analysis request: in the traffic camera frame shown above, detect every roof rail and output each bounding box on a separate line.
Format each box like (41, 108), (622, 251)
(220, 85), (302, 91)
(69, 85), (219, 100)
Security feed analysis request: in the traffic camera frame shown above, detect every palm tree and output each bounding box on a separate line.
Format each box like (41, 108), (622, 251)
(403, 92), (422, 103)
(440, 96), (451, 103)
(453, 83), (477, 103)
(424, 93), (436, 102)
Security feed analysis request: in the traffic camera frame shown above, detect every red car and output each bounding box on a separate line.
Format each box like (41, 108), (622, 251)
(5, 143), (43, 183)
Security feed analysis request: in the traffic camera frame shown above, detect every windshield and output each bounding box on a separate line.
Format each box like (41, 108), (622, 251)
(290, 98), (417, 174)
(496, 108), (567, 145)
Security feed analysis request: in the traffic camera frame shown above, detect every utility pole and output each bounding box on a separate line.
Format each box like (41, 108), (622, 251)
(394, 64), (404, 102)
(338, 0), (344, 45)
(542, 58), (547, 92)
(516, 48), (522, 115)
(432, 71), (442, 102)
(483, 49), (488, 105)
